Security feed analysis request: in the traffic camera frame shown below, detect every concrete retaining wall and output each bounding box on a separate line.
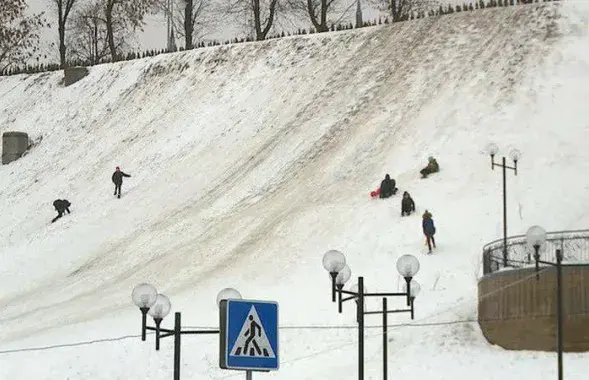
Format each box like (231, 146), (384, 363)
(478, 266), (589, 352)
(64, 67), (89, 87)
(2, 132), (29, 165)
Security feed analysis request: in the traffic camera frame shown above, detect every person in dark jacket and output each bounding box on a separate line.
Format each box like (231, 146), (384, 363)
(112, 166), (131, 198)
(422, 210), (436, 253)
(379, 174), (398, 198)
(420, 156), (440, 178)
(401, 191), (415, 216)
(52, 199), (71, 223)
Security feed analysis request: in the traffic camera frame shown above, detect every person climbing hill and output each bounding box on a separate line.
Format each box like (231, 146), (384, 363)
(420, 156), (439, 178)
(379, 174), (398, 199)
(422, 210), (436, 253)
(112, 166), (131, 198)
(51, 199), (71, 223)
(401, 191), (415, 216)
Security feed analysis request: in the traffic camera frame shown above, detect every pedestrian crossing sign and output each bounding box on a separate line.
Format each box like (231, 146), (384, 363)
(219, 299), (279, 371)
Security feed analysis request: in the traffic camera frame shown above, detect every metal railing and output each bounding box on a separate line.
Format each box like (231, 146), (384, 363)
(482, 229), (589, 275)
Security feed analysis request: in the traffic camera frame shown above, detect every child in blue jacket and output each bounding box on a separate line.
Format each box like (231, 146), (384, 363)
(422, 210), (436, 253)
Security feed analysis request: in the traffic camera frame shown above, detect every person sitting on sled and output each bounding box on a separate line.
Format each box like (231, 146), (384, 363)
(379, 174), (398, 198)
(420, 156), (439, 178)
(401, 191), (415, 216)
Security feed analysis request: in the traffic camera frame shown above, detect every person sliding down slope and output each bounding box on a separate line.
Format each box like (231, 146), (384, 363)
(420, 157), (439, 179)
(112, 166), (131, 198)
(379, 174), (398, 198)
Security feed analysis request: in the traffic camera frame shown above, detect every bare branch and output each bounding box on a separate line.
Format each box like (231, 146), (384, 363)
(101, 0), (160, 60)
(161, 0), (213, 49)
(221, 0), (288, 40)
(0, 0), (47, 73)
(387, 0), (438, 22)
(67, 1), (127, 64)
(50, 0), (80, 68)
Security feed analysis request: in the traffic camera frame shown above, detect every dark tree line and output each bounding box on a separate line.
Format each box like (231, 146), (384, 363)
(1, 0), (561, 77)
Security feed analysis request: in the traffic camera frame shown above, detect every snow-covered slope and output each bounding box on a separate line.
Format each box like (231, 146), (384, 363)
(2, 2), (589, 379)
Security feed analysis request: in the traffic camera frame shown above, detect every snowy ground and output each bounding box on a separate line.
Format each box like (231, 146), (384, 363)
(1, 1), (589, 379)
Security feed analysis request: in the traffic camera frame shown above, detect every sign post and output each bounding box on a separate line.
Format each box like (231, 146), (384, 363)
(219, 299), (279, 375)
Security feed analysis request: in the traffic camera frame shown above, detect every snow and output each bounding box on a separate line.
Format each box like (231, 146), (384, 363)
(2, 1), (589, 379)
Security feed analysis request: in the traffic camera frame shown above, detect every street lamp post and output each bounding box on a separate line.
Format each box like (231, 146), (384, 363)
(132, 284), (242, 380)
(322, 251), (421, 380)
(486, 143), (521, 268)
(526, 225), (563, 380)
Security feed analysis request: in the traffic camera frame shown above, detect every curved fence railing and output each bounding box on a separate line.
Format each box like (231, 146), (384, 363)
(482, 229), (589, 275)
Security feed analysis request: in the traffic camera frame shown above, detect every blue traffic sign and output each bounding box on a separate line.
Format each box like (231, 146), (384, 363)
(219, 299), (279, 371)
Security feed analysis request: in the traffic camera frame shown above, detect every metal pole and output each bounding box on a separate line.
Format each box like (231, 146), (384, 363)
(405, 277), (412, 306)
(358, 277), (365, 380)
(174, 312), (181, 380)
(338, 285), (343, 313)
(556, 249), (563, 380)
(410, 297), (415, 320)
(154, 318), (162, 351)
(331, 272), (337, 302)
(166, 0), (170, 51)
(383, 297), (387, 380)
(502, 156), (508, 267)
(534, 246), (540, 281)
(246, 370), (253, 380)
(140, 307), (148, 341)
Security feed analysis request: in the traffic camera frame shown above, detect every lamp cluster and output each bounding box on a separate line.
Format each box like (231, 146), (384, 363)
(132, 283), (243, 321)
(321, 250), (421, 309)
(486, 142), (521, 172)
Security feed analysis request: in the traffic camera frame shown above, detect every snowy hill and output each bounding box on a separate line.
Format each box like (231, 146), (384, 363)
(2, 1), (589, 379)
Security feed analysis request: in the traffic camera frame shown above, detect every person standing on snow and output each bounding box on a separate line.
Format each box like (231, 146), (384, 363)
(51, 199), (71, 223)
(422, 210), (436, 253)
(379, 174), (398, 198)
(112, 166), (131, 198)
(401, 191), (416, 216)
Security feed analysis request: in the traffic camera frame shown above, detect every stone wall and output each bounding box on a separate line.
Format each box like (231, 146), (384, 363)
(64, 67), (89, 87)
(2, 131), (29, 165)
(478, 266), (589, 352)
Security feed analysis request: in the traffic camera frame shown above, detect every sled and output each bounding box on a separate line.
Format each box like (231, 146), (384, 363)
(370, 188), (381, 199)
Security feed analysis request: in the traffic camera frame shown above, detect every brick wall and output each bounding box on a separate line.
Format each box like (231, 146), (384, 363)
(478, 266), (589, 352)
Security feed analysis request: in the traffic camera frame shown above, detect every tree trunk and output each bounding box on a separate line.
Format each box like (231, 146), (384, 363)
(105, 1), (117, 61)
(59, 23), (67, 68)
(93, 20), (98, 64)
(261, 0), (277, 40)
(320, 0), (327, 31)
(307, 0), (329, 32)
(184, 0), (193, 49)
(253, 0), (262, 40)
(58, 2), (67, 68)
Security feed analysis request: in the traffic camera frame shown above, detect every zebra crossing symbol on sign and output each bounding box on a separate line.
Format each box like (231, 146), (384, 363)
(229, 306), (276, 358)
(219, 298), (279, 371)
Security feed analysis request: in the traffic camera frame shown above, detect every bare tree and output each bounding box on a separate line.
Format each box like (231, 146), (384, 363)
(306, 0), (339, 32)
(0, 0), (47, 72)
(68, 2), (119, 64)
(388, 0), (436, 22)
(225, 0), (280, 41)
(101, 0), (160, 61)
(50, 0), (79, 68)
(159, 0), (211, 50)
(287, 0), (357, 33)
